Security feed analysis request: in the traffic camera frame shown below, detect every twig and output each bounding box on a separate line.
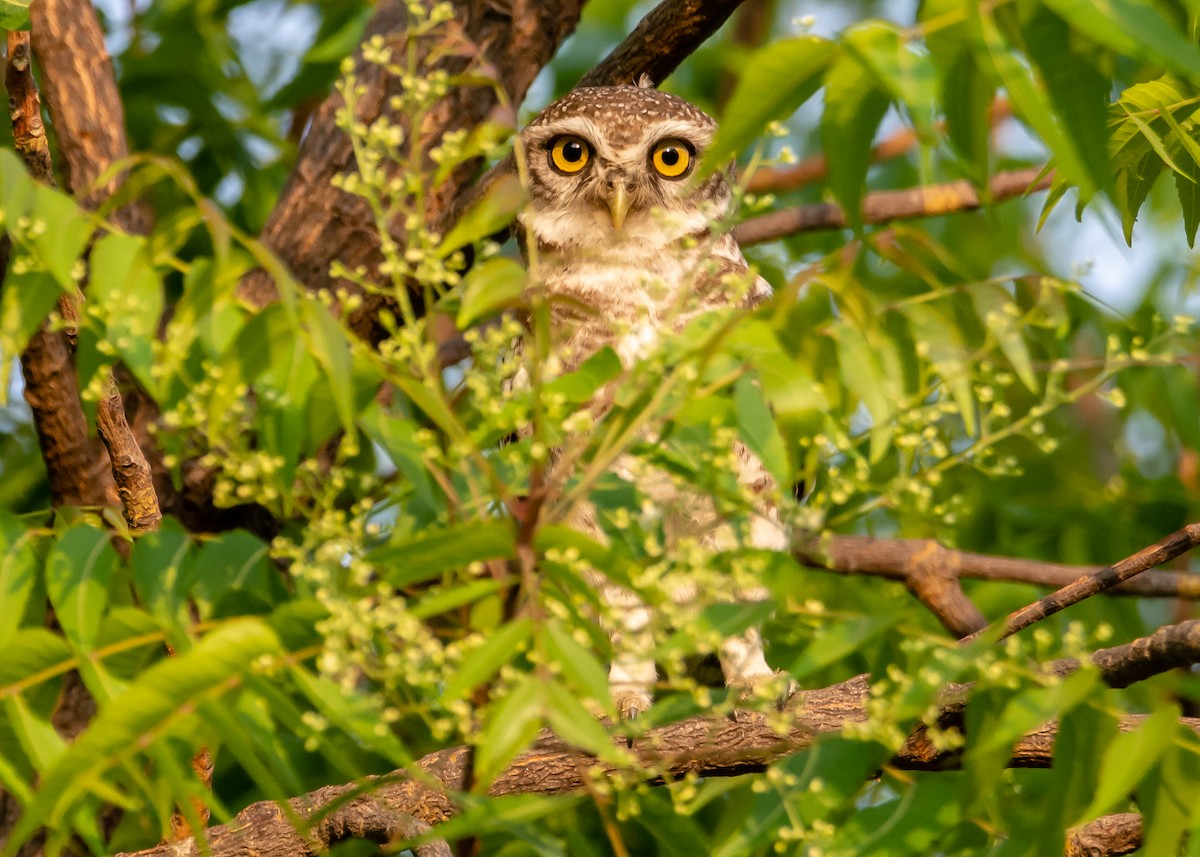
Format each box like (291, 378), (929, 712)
(796, 535), (1200, 600)
(579, 0), (750, 88)
(743, 99), (1013, 195)
(963, 523), (1200, 644)
(1051, 619), (1200, 689)
(733, 166), (1053, 245)
(902, 555), (988, 637)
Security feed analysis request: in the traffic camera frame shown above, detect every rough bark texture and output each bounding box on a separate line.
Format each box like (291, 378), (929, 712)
(579, 0), (749, 87)
(28, 0), (162, 534)
(1066, 814), (1143, 857)
(113, 666), (1200, 857)
(965, 522), (1200, 643)
(1051, 620), (1200, 688)
(734, 167), (1053, 245)
(236, 0), (585, 331)
(28, 0), (150, 232)
(800, 533), (1200, 599)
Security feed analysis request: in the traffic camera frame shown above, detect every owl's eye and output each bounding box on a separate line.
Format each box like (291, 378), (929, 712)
(650, 139), (693, 179)
(549, 135), (591, 174)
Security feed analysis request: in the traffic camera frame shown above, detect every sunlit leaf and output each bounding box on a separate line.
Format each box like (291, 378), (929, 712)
(474, 674), (544, 787)
(821, 44), (891, 227)
(706, 36), (838, 173)
(440, 173), (527, 257)
(457, 257), (527, 328)
(371, 520), (516, 587)
(45, 524), (118, 652)
(444, 618), (532, 701)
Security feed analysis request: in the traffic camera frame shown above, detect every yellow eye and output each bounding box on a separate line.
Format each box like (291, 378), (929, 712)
(549, 135), (591, 174)
(651, 139), (692, 179)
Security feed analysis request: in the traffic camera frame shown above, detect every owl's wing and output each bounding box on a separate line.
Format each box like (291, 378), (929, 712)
(709, 232), (773, 308)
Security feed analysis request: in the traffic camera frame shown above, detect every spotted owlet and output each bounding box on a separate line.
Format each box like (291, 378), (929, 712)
(516, 79), (788, 719)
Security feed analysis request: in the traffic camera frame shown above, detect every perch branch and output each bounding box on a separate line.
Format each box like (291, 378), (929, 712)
(733, 166), (1052, 245)
(114, 667), (1200, 857)
(579, 0), (750, 88)
(964, 522), (1200, 643)
(797, 534), (1200, 600)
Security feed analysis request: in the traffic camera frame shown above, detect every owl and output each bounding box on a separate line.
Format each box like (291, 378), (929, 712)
(516, 79), (788, 719)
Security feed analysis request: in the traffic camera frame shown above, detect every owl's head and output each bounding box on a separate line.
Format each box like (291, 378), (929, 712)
(518, 81), (731, 251)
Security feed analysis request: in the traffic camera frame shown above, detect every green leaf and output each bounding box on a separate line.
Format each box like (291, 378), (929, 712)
(0, 269), (64, 386)
(130, 520), (196, 632)
(787, 615), (897, 680)
(440, 173), (527, 257)
(3, 694), (67, 771)
(1084, 702), (1179, 819)
(833, 323), (895, 461)
(409, 577), (509, 620)
(543, 346), (622, 404)
(820, 47), (891, 227)
(974, 4), (1096, 197)
(732, 375), (790, 489)
(474, 674), (544, 787)
(905, 303), (978, 436)
(0, 513), (40, 648)
(0, 628), (72, 691)
(300, 295), (356, 435)
(705, 36), (838, 174)
(1022, 8), (1113, 200)
(45, 525), (118, 652)
(0, 0), (32, 30)
(288, 668), (415, 767)
(88, 233), (164, 395)
(191, 530), (274, 613)
(29, 185), (93, 291)
(542, 622), (613, 716)
(371, 520), (516, 587)
(848, 22), (939, 142)
(443, 618), (532, 701)
(543, 680), (627, 765)
(9, 619), (281, 845)
(1043, 0), (1200, 84)
(457, 257), (527, 328)
(969, 283), (1037, 392)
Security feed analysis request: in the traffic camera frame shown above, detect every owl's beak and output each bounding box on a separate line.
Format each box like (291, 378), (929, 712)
(607, 184), (632, 232)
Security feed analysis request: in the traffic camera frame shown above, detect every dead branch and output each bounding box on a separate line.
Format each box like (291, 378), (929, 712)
(965, 522), (1200, 643)
(580, 0), (751, 88)
(112, 667), (1200, 857)
(733, 166), (1052, 245)
(798, 534), (1200, 600)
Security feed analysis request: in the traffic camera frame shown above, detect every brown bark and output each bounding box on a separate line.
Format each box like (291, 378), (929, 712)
(5, 29), (115, 509)
(28, 0), (150, 233)
(113, 667), (1200, 857)
(236, 0), (585, 327)
(1051, 620), (1200, 688)
(579, 0), (752, 88)
(800, 534), (1200, 600)
(27, 0), (162, 534)
(734, 166), (1053, 245)
(1066, 814), (1142, 857)
(964, 522), (1200, 643)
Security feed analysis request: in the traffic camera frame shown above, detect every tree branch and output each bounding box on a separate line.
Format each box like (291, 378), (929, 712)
(236, 0), (585, 323)
(579, 0), (750, 88)
(1066, 814), (1142, 857)
(797, 534), (1200, 600)
(965, 522), (1200, 643)
(24, 1), (162, 534)
(113, 667), (1200, 857)
(5, 29), (115, 510)
(742, 99), (1012, 195)
(1052, 620), (1200, 689)
(733, 167), (1053, 245)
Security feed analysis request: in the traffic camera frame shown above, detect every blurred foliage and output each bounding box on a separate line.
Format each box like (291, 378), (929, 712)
(2, 1), (1200, 856)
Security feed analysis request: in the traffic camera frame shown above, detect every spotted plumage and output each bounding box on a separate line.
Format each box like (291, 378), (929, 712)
(516, 80), (787, 719)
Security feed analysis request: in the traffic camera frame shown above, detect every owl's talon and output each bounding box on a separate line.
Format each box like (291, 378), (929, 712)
(613, 690), (652, 723)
